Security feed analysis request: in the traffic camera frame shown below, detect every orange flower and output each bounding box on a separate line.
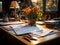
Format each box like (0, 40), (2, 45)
(34, 5), (39, 11)
(22, 7), (31, 15)
(22, 5), (40, 20)
(22, 9), (27, 15)
(31, 8), (34, 13)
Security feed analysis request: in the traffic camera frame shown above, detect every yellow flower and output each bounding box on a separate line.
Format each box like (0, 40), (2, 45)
(22, 5), (43, 20)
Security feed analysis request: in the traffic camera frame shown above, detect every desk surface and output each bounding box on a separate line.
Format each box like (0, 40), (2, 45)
(0, 23), (60, 45)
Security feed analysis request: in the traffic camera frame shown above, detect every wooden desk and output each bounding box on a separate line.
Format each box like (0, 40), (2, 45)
(0, 24), (60, 45)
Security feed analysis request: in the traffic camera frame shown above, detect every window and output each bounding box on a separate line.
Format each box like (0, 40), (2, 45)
(31, 0), (58, 12)
(46, 0), (58, 11)
(0, 1), (2, 19)
(37, 0), (43, 11)
(0, 1), (2, 12)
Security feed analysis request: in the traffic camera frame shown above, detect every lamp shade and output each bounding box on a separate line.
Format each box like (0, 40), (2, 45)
(10, 1), (19, 8)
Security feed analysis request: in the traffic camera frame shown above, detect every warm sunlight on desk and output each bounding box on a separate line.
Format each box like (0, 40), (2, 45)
(31, 37), (43, 45)
(0, 21), (60, 45)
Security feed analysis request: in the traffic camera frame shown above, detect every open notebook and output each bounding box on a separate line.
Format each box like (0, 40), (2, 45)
(7, 24), (58, 36)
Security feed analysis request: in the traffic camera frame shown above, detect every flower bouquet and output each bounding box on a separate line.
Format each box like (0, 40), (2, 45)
(22, 5), (43, 26)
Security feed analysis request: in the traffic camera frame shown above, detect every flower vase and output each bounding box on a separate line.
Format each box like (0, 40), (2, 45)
(28, 19), (36, 26)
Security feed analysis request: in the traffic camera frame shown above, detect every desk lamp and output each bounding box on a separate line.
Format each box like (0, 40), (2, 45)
(10, 1), (19, 21)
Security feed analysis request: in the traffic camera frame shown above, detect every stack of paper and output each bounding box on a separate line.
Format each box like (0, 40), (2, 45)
(0, 21), (22, 26)
(8, 25), (58, 36)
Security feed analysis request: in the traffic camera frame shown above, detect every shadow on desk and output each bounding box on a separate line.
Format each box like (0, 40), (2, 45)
(0, 28), (26, 45)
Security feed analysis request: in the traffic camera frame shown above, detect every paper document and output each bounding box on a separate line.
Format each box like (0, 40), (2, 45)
(0, 21), (22, 26)
(8, 25), (58, 36)
(36, 21), (44, 24)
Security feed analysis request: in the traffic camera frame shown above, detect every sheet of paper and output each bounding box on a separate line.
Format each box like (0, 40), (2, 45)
(36, 21), (44, 24)
(0, 21), (22, 26)
(8, 25), (58, 36)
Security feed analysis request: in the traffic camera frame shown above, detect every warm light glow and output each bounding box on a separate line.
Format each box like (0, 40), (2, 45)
(37, 0), (40, 2)
(10, 1), (19, 21)
(31, 0), (37, 3)
(31, 40), (38, 44)
(10, 1), (19, 8)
